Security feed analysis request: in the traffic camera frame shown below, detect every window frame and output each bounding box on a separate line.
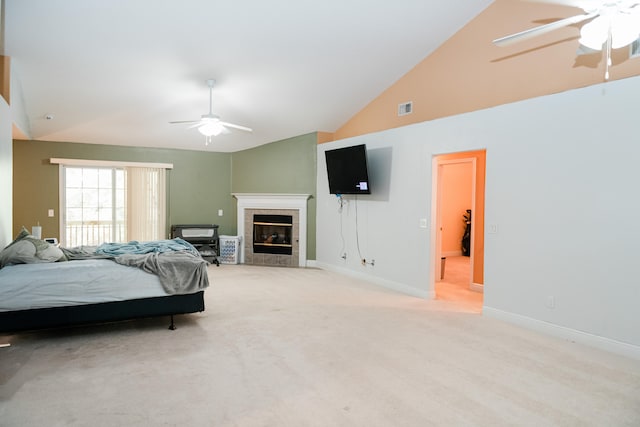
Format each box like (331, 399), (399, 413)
(52, 158), (173, 247)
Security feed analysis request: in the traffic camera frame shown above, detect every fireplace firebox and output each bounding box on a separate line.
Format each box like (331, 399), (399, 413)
(253, 214), (293, 255)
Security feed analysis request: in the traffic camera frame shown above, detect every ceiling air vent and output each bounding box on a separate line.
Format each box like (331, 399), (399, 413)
(631, 38), (640, 59)
(398, 101), (413, 116)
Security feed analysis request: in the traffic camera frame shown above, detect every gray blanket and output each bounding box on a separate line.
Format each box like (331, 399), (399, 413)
(61, 244), (209, 295)
(114, 251), (209, 295)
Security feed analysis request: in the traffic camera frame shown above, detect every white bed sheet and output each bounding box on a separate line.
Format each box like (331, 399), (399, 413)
(0, 259), (168, 312)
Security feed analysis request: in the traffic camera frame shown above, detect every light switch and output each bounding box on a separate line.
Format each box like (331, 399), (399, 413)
(218, 209), (223, 216)
(419, 218), (428, 228)
(48, 209), (55, 217)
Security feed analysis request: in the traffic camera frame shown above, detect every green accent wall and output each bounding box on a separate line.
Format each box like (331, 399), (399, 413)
(12, 133), (318, 260)
(231, 133), (317, 259)
(12, 140), (235, 241)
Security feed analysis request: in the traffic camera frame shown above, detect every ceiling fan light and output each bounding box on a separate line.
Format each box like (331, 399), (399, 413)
(579, 17), (609, 50)
(198, 121), (224, 137)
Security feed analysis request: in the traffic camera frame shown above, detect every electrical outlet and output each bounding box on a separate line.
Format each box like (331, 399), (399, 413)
(546, 296), (555, 309)
(488, 224), (498, 234)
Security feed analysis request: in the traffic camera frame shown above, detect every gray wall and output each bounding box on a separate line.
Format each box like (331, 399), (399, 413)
(316, 76), (640, 353)
(231, 132), (317, 259)
(12, 140), (234, 240)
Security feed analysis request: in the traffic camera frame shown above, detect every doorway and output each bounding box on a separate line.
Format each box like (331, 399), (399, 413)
(431, 150), (486, 312)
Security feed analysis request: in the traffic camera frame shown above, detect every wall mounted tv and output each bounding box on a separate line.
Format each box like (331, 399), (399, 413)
(324, 144), (371, 195)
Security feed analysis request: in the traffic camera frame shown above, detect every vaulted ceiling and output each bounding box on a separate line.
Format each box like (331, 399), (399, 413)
(4, 0), (493, 152)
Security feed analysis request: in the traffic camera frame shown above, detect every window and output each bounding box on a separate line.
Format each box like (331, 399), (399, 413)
(63, 167), (126, 246)
(55, 159), (171, 247)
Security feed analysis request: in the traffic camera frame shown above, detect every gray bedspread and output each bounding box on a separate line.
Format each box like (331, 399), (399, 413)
(114, 251), (209, 295)
(60, 239), (209, 295)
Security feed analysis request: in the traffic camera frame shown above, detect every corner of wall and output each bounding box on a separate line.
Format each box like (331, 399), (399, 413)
(9, 59), (31, 139)
(316, 132), (334, 144)
(0, 55), (10, 105)
(0, 93), (12, 246)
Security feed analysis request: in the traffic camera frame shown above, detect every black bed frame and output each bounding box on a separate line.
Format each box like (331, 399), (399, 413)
(0, 291), (205, 333)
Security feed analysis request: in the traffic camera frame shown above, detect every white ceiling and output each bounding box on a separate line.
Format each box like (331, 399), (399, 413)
(4, 0), (493, 152)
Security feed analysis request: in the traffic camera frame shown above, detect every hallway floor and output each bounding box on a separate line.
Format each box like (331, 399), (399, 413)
(435, 255), (483, 313)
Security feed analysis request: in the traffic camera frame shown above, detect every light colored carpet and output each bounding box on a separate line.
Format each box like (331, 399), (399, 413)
(1, 265), (639, 426)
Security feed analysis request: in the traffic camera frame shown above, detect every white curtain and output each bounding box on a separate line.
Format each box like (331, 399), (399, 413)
(127, 167), (166, 241)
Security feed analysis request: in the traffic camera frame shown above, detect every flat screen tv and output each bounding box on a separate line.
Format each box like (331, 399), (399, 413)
(324, 144), (371, 195)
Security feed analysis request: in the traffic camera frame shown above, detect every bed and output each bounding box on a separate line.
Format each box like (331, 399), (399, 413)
(0, 230), (209, 333)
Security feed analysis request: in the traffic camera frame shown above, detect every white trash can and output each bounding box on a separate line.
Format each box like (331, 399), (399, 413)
(219, 235), (241, 264)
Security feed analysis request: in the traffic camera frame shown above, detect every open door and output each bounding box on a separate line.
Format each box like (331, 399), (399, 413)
(431, 150), (486, 310)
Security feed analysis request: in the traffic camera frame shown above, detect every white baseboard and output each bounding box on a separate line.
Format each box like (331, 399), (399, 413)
(314, 261), (432, 299)
(470, 282), (484, 293)
(483, 307), (640, 361)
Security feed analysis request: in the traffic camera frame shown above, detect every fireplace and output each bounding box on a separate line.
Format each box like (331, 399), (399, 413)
(233, 193), (310, 267)
(244, 208), (298, 266)
(253, 214), (293, 255)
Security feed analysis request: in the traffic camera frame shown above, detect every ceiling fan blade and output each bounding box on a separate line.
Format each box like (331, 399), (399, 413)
(524, 0), (599, 8)
(493, 12), (598, 47)
(169, 120), (200, 125)
(527, 0), (640, 10)
(220, 121), (253, 133)
(610, 9), (640, 49)
(187, 121), (205, 129)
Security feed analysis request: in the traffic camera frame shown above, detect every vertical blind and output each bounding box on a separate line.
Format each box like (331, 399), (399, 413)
(126, 167), (166, 242)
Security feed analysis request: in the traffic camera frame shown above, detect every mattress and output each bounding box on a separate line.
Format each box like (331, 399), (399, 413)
(0, 259), (168, 312)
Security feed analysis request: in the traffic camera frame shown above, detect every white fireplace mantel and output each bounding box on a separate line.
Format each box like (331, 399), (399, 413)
(233, 193), (311, 267)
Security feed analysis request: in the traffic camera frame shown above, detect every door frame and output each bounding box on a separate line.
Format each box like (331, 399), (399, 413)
(430, 154), (478, 292)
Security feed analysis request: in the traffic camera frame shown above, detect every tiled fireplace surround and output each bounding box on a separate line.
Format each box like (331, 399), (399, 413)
(233, 194), (310, 267)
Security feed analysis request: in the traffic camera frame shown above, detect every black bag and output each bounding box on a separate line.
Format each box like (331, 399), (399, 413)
(461, 209), (471, 257)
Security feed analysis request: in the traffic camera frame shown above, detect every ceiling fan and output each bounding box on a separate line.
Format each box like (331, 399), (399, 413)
(493, 0), (640, 79)
(170, 79), (252, 144)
